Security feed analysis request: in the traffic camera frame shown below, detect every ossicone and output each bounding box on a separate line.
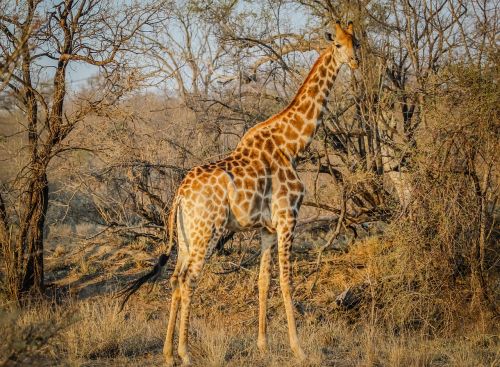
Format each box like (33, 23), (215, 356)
(346, 20), (354, 35)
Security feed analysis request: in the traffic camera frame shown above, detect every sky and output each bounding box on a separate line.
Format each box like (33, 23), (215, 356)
(55, 0), (312, 94)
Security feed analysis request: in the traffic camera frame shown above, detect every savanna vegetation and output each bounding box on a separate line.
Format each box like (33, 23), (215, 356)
(0, 0), (498, 366)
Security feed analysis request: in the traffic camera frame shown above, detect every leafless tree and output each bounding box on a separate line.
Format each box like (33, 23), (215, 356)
(0, 0), (167, 301)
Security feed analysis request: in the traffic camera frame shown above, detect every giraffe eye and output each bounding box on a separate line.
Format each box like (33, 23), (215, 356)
(335, 44), (342, 49)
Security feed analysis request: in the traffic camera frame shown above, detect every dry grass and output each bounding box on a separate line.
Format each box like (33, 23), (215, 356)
(2, 295), (497, 366)
(2, 233), (498, 366)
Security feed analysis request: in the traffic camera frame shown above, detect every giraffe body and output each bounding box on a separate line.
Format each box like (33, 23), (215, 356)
(123, 21), (360, 366)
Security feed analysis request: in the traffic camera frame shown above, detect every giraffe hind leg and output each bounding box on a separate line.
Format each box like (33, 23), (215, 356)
(177, 232), (223, 366)
(163, 257), (184, 365)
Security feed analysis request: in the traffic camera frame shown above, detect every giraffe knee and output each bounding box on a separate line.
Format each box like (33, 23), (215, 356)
(170, 275), (179, 289)
(178, 261), (190, 283)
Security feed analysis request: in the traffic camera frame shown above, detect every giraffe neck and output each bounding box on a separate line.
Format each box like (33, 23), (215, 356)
(235, 47), (341, 162)
(276, 47), (340, 158)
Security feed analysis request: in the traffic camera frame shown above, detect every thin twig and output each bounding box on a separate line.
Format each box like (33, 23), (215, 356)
(308, 189), (347, 293)
(212, 249), (261, 275)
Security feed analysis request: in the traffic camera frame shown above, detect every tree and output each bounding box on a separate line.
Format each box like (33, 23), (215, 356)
(0, 0), (166, 301)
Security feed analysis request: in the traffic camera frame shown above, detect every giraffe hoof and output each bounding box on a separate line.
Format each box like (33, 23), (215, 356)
(163, 347), (175, 366)
(294, 347), (307, 362)
(257, 338), (268, 354)
(164, 356), (174, 367)
(180, 355), (192, 366)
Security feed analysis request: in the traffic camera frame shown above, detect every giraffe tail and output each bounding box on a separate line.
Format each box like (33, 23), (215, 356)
(117, 197), (180, 312)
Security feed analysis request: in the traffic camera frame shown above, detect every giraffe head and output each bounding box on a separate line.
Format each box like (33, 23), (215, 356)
(325, 21), (360, 69)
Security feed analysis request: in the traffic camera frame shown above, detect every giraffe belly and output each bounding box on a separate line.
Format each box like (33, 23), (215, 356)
(226, 189), (273, 232)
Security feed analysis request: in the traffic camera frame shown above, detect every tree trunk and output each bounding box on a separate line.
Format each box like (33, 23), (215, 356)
(19, 171), (48, 295)
(3, 169), (49, 301)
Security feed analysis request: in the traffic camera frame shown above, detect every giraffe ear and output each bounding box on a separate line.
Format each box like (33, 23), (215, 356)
(324, 31), (334, 42)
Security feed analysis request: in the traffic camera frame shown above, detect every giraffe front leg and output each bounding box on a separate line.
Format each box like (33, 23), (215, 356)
(277, 216), (306, 361)
(257, 229), (275, 352)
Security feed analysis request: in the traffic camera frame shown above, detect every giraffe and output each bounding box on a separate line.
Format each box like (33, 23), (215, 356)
(120, 20), (359, 366)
